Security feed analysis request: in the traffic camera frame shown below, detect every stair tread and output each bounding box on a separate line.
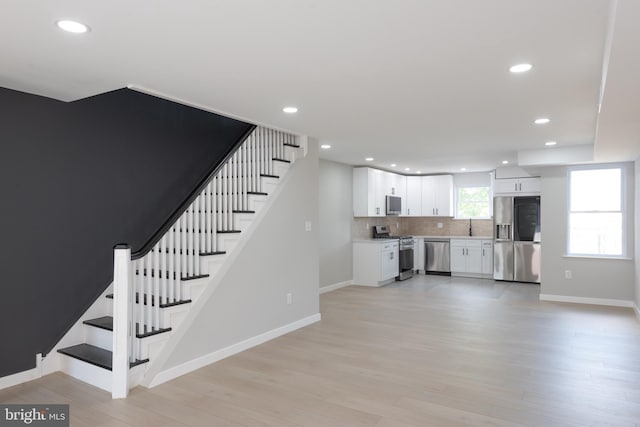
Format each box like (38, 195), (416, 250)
(83, 316), (172, 339)
(284, 143), (300, 148)
(199, 250), (226, 256)
(260, 174), (279, 179)
(57, 344), (148, 371)
(135, 270), (210, 281)
(217, 230), (241, 234)
(272, 158), (291, 163)
(106, 293), (192, 308)
(233, 210), (255, 214)
(247, 191), (268, 195)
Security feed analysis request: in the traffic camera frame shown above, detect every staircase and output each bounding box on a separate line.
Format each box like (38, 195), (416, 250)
(56, 126), (304, 397)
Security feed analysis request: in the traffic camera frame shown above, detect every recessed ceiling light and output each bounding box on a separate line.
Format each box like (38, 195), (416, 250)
(282, 106), (298, 114)
(545, 141), (557, 146)
(365, 157), (374, 161)
(509, 63), (533, 73)
(502, 160), (509, 164)
(404, 168), (410, 171)
(390, 163), (397, 167)
(416, 171), (422, 174)
(460, 168), (467, 171)
(56, 20), (89, 34)
(534, 118), (550, 125)
(320, 144), (331, 149)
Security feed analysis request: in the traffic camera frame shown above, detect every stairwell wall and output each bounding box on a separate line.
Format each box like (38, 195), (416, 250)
(150, 139), (320, 381)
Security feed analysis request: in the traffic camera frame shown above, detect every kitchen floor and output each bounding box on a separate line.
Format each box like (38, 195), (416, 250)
(2, 275), (639, 426)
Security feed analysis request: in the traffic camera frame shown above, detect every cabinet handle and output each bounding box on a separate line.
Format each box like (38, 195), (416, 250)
(519, 183), (522, 191)
(390, 252), (394, 260)
(482, 248), (485, 256)
(514, 183), (517, 191)
(408, 208), (410, 215)
(376, 207), (380, 214)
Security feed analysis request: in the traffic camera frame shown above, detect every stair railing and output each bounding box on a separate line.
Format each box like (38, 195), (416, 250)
(111, 126), (298, 398)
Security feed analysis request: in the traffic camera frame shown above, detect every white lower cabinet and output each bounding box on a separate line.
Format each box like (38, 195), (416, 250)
(481, 240), (493, 276)
(450, 239), (493, 278)
(353, 240), (399, 286)
(414, 238), (424, 272)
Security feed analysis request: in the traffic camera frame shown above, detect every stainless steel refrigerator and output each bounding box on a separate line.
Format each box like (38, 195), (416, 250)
(493, 196), (541, 283)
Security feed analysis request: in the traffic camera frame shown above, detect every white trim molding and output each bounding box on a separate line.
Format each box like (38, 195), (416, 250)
(0, 354), (43, 391)
(147, 313), (321, 388)
(319, 280), (353, 294)
(540, 294), (635, 308)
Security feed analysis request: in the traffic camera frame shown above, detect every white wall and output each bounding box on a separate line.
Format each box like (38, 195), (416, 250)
(635, 159), (640, 314)
(319, 160), (353, 288)
(146, 139), (320, 381)
(540, 164), (635, 303)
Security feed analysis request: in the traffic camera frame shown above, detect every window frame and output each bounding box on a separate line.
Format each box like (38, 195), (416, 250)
(454, 184), (492, 220)
(566, 163), (627, 258)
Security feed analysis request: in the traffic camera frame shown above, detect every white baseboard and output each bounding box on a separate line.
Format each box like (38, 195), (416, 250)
(0, 354), (43, 390)
(319, 280), (353, 294)
(147, 313), (321, 388)
(539, 294), (635, 308)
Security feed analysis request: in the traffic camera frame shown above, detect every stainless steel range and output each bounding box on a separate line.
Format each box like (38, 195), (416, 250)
(372, 225), (415, 281)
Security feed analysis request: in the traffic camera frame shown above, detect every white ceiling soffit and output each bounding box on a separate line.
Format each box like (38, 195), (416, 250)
(518, 144), (594, 166)
(0, 0), (618, 173)
(594, 0), (640, 162)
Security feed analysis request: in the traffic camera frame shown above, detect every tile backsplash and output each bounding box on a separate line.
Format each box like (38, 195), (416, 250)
(353, 217), (492, 239)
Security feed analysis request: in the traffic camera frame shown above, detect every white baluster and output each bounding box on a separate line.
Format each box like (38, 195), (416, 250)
(144, 255), (152, 335)
(168, 226), (175, 303)
(213, 176), (219, 252)
(206, 184), (212, 253)
(180, 213), (187, 299)
(187, 205), (194, 277)
(153, 242), (160, 331)
(193, 197), (200, 276)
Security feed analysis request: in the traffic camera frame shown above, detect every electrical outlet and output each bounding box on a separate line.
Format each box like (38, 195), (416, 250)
(565, 270), (572, 279)
(305, 221), (312, 232)
(366, 223), (369, 229)
(396, 222), (399, 229)
(286, 293), (293, 305)
(437, 223), (443, 229)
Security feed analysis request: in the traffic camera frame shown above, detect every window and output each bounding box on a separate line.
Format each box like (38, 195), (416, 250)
(568, 165), (625, 257)
(456, 186), (491, 218)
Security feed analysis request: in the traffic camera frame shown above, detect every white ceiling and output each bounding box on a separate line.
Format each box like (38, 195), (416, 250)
(1, 0), (638, 173)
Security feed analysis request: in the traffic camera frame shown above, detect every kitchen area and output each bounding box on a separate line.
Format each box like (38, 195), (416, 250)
(351, 166), (541, 287)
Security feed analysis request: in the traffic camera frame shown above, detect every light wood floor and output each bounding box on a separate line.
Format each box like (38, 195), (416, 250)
(2, 275), (640, 426)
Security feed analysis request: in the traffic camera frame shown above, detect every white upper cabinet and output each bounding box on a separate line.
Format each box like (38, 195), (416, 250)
(353, 167), (406, 217)
(421, 175), (453, 216)
(493, 177), (540, 195)
(405, 176), (422, 216)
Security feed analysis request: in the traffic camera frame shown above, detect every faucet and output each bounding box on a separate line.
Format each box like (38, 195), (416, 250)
(469, 218), (472, 237)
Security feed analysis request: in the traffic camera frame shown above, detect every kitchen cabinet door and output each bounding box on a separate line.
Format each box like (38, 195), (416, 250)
(466, 245), (482, 274)
(353, 167), (385, 216)
(421, 175), (453, 216)
(450, 240), (467, 273)
(493, 177), (540, 195)
(381, 242), (399, 280)
(433, 175), (453, 216)
(405, 176), (422, 216)
(481, 240), (493, 275)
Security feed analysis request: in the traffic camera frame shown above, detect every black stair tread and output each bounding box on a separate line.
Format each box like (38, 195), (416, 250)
(83, 316), (113, 331)
(284, 143), (300, 148)
(200, 251), (226, 256)
(57, 344), (148, 371)
(233, 210), (255, 214)
(82, 316), (172, 339)
(217, 230), (241, 234)
(272, 158), (291, 163)
(260, 174), (280, 179)
(106, 293), (192, 308)
(247, 191), (268, 195)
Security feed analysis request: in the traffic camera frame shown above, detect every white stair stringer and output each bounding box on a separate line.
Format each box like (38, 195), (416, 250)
(140, 140), (307, 388)
(54, 140), (305, 393)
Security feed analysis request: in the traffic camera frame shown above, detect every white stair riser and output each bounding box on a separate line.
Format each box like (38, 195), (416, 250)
(284, 145), (300, 162)
(263, 178), (279, 195)
(217, 234), (241, 252)
(273, 162), (290, 177)
(60, 356), (112, 392)
(249, 197), (267, 213)
(85, 326), (112, 352)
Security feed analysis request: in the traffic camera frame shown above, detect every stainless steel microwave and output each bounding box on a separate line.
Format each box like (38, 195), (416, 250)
(386, 195), (401, 215)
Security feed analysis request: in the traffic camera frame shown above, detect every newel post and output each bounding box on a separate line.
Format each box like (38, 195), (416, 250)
(112, 244), (132, 399)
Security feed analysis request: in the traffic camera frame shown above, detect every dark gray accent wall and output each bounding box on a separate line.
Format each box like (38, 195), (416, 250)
(0, 87), (255, 377)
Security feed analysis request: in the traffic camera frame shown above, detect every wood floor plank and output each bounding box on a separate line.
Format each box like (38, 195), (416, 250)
(2, 275), (639, 426)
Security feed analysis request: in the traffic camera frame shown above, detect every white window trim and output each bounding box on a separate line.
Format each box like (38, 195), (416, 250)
(566, 163), (627, 259)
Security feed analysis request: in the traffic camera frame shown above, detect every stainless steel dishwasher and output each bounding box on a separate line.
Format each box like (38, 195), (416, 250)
(424, 239), (451, 275)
